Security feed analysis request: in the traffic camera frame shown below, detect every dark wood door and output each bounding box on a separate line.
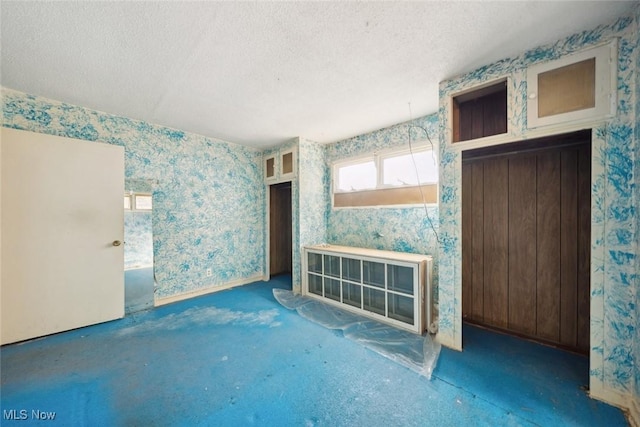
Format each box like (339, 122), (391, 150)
(270, 182), (292, 276)
(462, 132), (591, 353)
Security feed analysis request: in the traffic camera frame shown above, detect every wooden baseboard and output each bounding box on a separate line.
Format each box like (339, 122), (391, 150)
(155, 274), (263, 306)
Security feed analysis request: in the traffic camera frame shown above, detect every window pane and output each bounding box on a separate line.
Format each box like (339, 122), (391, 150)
(135, 195), (152, 210)
(382, 151), (438, 186)
(124, 196), (131, 210)
(337, 161), (376, 191)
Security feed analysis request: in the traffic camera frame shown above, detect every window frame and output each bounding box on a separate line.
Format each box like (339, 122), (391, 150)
(333, 153), (378, 193)
(125, 192), (153, 212)
(332, 142), (439, 209)
(377, 145), (439, 190)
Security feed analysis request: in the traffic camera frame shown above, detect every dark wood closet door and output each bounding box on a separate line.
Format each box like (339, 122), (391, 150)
(462, 133), (591, 354)
(270, 182), (292, 276)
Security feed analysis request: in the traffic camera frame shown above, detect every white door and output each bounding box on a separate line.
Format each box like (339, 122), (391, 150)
(1, 127), (124, 345)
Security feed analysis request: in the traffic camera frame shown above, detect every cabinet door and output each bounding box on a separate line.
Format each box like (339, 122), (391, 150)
(280, 149), (295, 178)
(527, 41), (616, 128)
(265, 155), (276, 181)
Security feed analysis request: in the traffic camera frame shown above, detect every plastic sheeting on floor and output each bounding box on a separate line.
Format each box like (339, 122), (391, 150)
(273, 289), (441, 380)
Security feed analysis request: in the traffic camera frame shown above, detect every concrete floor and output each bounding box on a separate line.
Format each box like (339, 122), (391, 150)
(1, 275), (628, 426)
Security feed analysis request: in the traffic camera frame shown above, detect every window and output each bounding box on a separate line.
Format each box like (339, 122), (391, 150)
(381, 150), (438, 187)
(134, 195), (152, 210)
(333, 145), (438, 208)
(336, 160), (376, 191)
(124, 193), (152, 211)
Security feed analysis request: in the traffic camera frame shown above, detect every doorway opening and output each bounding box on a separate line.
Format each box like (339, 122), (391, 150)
(461, 130), (591, 356)
(269, 181), (292, 280)
(124, 182), (156, 314)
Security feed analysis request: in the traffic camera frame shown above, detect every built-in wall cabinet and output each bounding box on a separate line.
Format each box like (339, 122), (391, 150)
(526, 40), (617, 129)
(302, 245), (433, 334)
(265, 148), (296, 183)
(448, 40), (617, 148)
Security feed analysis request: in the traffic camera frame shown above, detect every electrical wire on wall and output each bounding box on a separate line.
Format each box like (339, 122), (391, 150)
(407, 103), (441, 245)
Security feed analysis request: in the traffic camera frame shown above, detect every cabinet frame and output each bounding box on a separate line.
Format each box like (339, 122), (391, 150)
(526, 39), (617, 129)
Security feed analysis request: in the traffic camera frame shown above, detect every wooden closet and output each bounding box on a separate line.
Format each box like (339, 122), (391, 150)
(462, 130), (591, 353)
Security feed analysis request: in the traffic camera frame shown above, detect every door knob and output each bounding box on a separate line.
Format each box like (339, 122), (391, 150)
(112, 240), (122, 247)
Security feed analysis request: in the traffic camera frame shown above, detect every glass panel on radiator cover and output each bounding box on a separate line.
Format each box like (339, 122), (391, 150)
(387, 265), (413, 295)
(342, 282), (362, 309)
(363, 261), (385, 288)
(324, 255), (341, 278)
(324, 278), (341, 301)
(388, 294), (414, 325)
(342, 257), (361, 282)
(308, 253), (322, 274)
(308, 274), (323, 296)
(363, 288), (385, 316)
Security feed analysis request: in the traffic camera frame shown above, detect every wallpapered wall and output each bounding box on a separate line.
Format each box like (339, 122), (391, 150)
(124, 211), (153, 269)
(437, 13), (638, 407)
(325, 115), (440, 286)
(2, 88), (265, 299)
(2, 5), (637, 414)
(262, 137), (328, 293)
(634, 3), (640, 412)
(297, 138), (329, 292)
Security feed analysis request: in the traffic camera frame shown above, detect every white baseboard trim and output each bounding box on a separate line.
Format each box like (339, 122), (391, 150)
(590, 386), (640, 426)
(590, 386), (628, 409)
(628, 396), (640, 427)
(155, 274), (263, 306)
(435, 332), (460, 351)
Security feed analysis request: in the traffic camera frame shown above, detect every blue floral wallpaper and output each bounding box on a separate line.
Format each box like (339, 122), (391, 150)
(124, 211), (153, 269)
(297, 137), (329, 291)
(325, 115), (440, 288)
(2, 5), (637, 416)
(262, 137), (328, 293)
(2, 88), (265, 299)
(438, 12), (638, 409)
(634, 3), (640, 413)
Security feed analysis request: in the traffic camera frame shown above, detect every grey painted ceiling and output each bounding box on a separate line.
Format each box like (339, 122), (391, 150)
(1, 1), (636, 149)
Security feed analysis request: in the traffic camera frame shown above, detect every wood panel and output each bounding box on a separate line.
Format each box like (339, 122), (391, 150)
(461, 133), (591, 354)
(538, 58), (596, 117)
(482, 157), (509, 328)
(270, 183), (292, 276)
(454, 81), (507, 143)
(536, 151), (561, 342)
(508, 155), (537, 335)
(560, 149), (578, 347)
(471, 163), (485, 321)
(483, 90), (508, 138)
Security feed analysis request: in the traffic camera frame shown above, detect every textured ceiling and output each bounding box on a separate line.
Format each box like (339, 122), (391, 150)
(1, 1), (636, 149)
